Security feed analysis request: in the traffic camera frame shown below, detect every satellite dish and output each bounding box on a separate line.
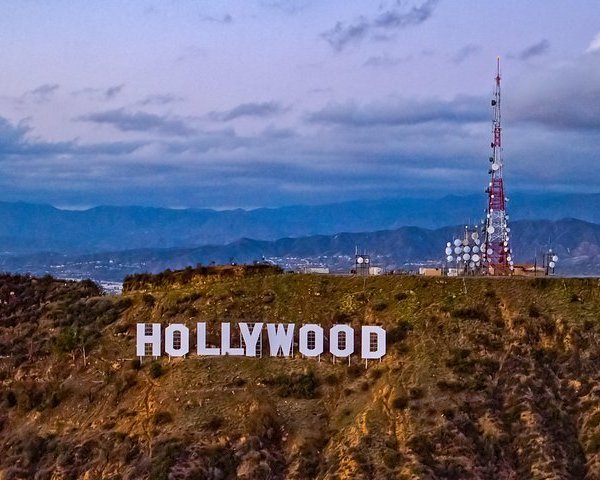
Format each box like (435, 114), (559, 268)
(464, 246), (471, 253)
(446, 242), (451, 247)
(447, 255), (454, 262)
(552, 255), (558, 262)
(476, 261), (481, 267)
(504, 247), (509, 252)
(472, 246), (479, 253)
(474, 239), (481, 245)
(472, 254), (480, 262)
(365, 258), (370, 264)
(357, 257), (364, 264)
(462, 239), (469, 246)
(471, 232), (479, 240)
(463, 253), (471, 261)
(487, 226), (495, 234)
(507, 255), (512, 262)
(445, 247), (452, 255)
(492, 163), (499, 171)
(454, 239), (462, 247)
(487, 248), (493, 255)
(469, 261), (475, 268)
(549, 261), (556, 268)
(506, 228), (511, 233)
(454, 247), (462, 254)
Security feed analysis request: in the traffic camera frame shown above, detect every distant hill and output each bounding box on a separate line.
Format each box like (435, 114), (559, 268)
(2, 218), (600, 280)
(2, 193), (600, 254)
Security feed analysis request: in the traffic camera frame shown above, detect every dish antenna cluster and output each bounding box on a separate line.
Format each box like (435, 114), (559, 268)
(482, 58), (514, 275)
(543, 249), (559, 275)
(445, 227), (484, 275)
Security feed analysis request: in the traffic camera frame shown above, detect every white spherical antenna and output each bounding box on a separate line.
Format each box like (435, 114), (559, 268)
(472, 254), (480, 262)
(487, 248), (493, 255)
(469, 261), (475, 268)
(552, 255), (558, 262)
(549, 261), (556, 268)
(471, 232), (479, 240)
(445, 247), (452, 255)
(446, 242), (452, 247)
(365, 258), (370, 264)
(492, 163), (500, 171)
(472, 246), (480, 253)
(447, 255), (454, 262)
(357, 257), (364, 264)
(454, 239), (462, 247)
(507, 255), (512, 262)
(454, 246), (462, 254)
(506, 228), (511, 232)
(463, 253), (471, 261)
(464, 245), (471, 253)
(487, 226), (495, 234)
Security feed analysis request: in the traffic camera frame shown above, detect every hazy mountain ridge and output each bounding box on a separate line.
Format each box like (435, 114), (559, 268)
(2, 218), (600, 280)
(2, 193), (600, 254)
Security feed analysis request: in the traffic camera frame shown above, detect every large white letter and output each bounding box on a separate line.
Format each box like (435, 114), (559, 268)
(197, 322), (220, 356)
(240, 322), (263, 357)
(329, 325), (355, 358)
(266, 323), (295, 357)
(299, 324), (324, 357)
(136, 323), (161, 357)
(165, 324), (189, 357)
(221, 323), (245, 356)
(361, 326), (386, 359)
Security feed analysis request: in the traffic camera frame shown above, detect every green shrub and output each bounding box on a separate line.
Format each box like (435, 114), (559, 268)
(149, 361), (163, 379)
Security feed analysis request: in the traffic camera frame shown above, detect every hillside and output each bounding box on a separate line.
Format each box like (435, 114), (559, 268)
(2, 193), (600, 254)
(1, 268), (600, 479)
(4, 217), (600, 280)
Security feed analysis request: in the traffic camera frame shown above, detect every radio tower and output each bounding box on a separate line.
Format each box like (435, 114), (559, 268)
(482, 58), (513, 275)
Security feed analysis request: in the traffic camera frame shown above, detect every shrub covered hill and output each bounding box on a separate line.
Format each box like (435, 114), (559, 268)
(1, 266), (600, 479)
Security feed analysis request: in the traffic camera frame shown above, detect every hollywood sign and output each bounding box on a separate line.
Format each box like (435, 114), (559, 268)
(136, 322), (386, 360)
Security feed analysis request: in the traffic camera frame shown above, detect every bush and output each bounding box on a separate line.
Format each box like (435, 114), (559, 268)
(392, 396), (409, 410)
(528, 303), (541, 318)
(265, 371), (319, 399)
(142, 293), (156, 306)
(152, 411), (173, 426)
(149, 361), (163, 379)
(204, 415), (224, 431)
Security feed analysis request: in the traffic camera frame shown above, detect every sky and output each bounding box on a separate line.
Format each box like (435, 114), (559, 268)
(0, 0), (599, 209)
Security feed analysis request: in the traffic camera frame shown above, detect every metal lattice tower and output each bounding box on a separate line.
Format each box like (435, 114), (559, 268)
(482, 58), (513, 275)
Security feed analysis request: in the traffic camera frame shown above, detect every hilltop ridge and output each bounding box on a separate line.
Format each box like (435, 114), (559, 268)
(1, 271), (600, 479)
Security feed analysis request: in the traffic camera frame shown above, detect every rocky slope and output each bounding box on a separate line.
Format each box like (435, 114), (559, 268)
(1, 267), (599, 479)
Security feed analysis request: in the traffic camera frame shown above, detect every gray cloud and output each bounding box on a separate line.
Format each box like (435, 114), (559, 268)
(322, 0), (438, 51)
(21, 84), (59, 104)
(199, 13), (233, 24)
(78, 109), (196, 136)
(307, 95), (487, 127)
(452, 44), (481, 64)
(73, 85), (125, 101)
(260, 0), (313, 14)
(208, 102), (287, 122)
(516, 39), (550, 60)
(137, 94), (183, 106)
(0, 115), (142, 158)
(364, 54), (412, 68)
(511, 53), (600, 130)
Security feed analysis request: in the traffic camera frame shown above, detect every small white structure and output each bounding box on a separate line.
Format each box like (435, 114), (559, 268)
(368, 266), (384, 276)
(302, 266), (330, 274)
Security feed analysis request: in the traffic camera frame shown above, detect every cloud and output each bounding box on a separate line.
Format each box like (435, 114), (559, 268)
(208, 102), (287, 121)
(364, 54), (412, 68)
(260, 0), (313, 14)
(510, 53), (600, 130)
(73, 85), (125, 101)
(20, 84), (59, 104)
(452, 44), (481, 64)
(137, 94), (183, 106)
(0, 115), (142, 158)
(516, 39), (550, 60)
(307, 95), (487, 127)
(77, 109), (196, 136)
(199, 13), (233, 24)
(322, 0), (438, 51)
(586, 32), (600, 53)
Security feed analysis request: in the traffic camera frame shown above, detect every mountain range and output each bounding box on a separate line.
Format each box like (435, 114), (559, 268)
(2, 193), (600, 254)
(2, 218), (600, 280)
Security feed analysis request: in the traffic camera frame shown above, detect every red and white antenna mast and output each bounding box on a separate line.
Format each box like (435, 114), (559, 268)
(482, 58), (513, 275)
